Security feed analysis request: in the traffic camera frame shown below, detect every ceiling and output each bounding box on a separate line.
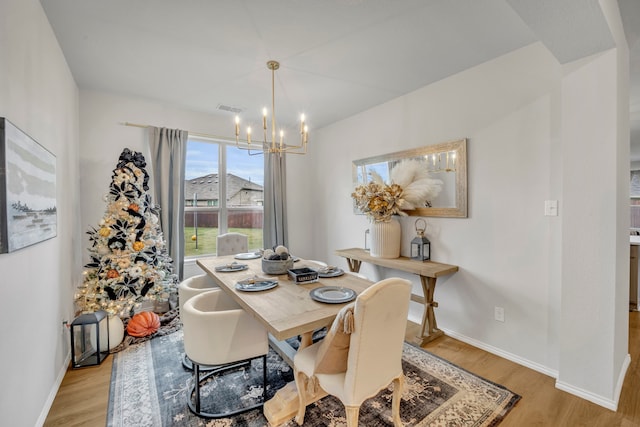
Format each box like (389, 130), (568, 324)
(39, 0), (639, 156)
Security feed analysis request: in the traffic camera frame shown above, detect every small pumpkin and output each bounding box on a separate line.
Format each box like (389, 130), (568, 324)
(127, 311), (160, 337)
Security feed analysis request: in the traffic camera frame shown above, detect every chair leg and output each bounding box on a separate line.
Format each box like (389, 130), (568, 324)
(345, 405), (360, 427)
(293, 368), (308, 425)
(392, 375), (404, 427)
(187, 355), (267, 418)
(262, 354), (267, 402)
(193, 363), (201, 413)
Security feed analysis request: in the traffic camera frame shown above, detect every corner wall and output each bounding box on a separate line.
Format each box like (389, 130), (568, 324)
(287, 37), (627, 406)
(289, 42), (562, 372)
(0, 1), (81, 426)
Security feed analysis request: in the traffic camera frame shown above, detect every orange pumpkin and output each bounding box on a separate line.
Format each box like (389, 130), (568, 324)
(127, 311), (160, 337)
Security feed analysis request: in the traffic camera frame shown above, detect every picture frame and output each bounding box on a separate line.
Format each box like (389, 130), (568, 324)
(0, 118), (57, 253)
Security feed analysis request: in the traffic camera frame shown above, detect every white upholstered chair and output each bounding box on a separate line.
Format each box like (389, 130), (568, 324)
(178, 274), (219, 312)
(216, 232), (248, 256)
(178, 274), (219, 369)
(293, 278), (412, 426)
(182, 289), (269, 418)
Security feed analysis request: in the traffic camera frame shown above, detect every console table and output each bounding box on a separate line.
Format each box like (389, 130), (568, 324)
(335, 248), (459, 343)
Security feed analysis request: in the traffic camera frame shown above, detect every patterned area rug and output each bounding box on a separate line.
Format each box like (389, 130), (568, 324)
(107, 330), (520, 426)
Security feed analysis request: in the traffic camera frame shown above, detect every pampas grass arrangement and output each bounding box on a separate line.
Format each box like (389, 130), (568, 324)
(351, 160), (442, 222)
(390, 160), (443, 210)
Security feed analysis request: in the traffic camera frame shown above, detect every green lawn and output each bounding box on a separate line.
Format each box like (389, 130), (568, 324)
(184, 227), (263, 257)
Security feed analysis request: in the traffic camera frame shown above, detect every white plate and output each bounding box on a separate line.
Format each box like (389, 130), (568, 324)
(317, 268), (345, 278)
(310, 286), (356, 304)
(214, 262), (248, 272)
(234, 252), (262, 260)
(235, 279), (278, 292)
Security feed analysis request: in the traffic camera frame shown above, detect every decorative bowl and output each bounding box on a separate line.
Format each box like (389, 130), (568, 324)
(261, 257), (294, 275)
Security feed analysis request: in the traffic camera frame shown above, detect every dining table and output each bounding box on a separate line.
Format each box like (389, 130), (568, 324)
(196, 253), (374, 426)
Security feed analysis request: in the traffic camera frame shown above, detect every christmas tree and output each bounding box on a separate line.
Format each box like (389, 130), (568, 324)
(75, 148), (178, 317)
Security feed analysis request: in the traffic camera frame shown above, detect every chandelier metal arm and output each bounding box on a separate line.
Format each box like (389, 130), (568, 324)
(234, 60), (309, 156)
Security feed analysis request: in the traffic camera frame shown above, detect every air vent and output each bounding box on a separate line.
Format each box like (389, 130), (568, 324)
(217, 104), (244, 113)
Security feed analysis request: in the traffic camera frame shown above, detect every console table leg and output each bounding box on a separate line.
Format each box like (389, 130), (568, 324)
(345, 258), (362, 273)
(419, 276), (444, 343)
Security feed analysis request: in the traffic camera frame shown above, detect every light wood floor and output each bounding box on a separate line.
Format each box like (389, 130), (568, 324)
(44, 313), (640, 426)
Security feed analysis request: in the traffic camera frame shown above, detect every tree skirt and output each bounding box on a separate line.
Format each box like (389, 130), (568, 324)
(107, 330), (520, 426)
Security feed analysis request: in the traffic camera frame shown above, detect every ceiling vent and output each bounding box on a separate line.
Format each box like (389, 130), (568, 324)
(217, 104), (244, 113)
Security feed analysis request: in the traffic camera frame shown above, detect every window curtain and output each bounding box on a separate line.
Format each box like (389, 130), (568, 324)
(263, 152), (288, 249)
(148, 126), (188, 280)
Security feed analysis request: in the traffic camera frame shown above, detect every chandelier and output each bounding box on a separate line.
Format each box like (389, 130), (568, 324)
(234, 60), (309, 155)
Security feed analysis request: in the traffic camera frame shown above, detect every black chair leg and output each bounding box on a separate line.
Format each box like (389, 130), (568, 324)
(194, 363), (201, 413)
(188, 355), (268, 419)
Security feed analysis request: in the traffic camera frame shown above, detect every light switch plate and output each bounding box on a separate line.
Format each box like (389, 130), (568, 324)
(544, 200), (558, 216)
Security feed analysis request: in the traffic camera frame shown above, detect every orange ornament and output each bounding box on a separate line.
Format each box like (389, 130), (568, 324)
(132, 241), (145, 251)
(106, 269), (119, 279)
(128, 203), (139, 212)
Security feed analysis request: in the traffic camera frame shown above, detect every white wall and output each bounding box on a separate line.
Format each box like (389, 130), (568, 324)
(290, 42), (562, 369)
(288, 37), (629, 407)
(557, 0), (630, 408)
(0, 1), (80, 426)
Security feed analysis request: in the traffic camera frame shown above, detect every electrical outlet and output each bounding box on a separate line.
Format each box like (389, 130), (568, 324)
(494, 306), (505, 322)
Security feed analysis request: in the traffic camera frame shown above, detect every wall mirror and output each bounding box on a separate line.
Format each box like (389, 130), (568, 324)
(352, 138), (467, 218)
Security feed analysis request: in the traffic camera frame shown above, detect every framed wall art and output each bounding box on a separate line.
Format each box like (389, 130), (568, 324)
(0, 118), (57, 253)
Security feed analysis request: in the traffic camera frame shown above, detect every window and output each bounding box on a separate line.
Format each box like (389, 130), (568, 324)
(184, 139), (264, 257)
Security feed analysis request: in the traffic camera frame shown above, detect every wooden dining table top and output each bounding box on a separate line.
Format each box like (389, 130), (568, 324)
(196, 255), (373, 341)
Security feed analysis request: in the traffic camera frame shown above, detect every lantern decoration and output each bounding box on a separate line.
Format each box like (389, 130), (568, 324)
(69, 310), (110, 368)
(410, 218), (431, 262)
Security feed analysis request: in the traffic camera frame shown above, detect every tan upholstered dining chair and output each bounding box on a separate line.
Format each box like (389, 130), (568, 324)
(216, 232), (248, 256)
(293, 277), (412, 426)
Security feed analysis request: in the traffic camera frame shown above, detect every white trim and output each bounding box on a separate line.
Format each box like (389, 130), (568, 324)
(440, 327), (559, 378)
(35, 352), (71, 427)
(435, 323), (630, 411)
(555, 353), (630, 411)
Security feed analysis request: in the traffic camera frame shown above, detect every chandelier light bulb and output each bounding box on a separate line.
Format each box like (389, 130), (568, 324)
(233, 60), (309, 155)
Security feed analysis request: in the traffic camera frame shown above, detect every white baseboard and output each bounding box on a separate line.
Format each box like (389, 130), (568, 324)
(439, 327), (559, 378)
(35, 352), (71, 427)
(419, 321), (628, 411)
(555, 353), (630, 411)
(407, 311), (558, 377)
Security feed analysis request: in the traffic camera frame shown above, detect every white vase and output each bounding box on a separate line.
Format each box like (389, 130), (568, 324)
(370, 217), (401, 258)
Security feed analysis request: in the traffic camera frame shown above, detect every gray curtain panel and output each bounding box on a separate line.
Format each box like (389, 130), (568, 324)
(148, 126), (188, 280)
(263, 151), (288, 249)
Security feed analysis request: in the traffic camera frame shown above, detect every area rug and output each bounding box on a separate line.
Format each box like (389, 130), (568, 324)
(107, 330), (520, 426)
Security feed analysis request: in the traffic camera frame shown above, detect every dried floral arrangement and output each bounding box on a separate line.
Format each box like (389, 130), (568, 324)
(351, 159), (443, 222)
(75, 148), (178, 317)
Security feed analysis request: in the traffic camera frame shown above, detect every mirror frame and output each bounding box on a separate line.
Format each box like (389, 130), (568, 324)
(352, 138), (467, 218)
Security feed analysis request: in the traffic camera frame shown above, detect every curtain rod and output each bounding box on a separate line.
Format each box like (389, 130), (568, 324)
(121, 121), (236, 143)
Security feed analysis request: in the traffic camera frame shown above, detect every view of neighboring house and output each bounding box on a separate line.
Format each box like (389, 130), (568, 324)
(185, 173), (263, 207)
